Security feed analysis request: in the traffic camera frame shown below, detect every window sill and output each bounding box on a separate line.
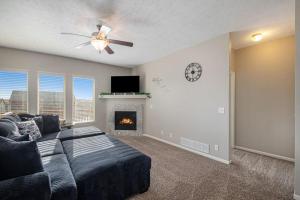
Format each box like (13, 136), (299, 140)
(73, 121), (95, 125)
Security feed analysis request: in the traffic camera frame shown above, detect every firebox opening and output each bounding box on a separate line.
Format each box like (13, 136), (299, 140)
(115, 111), (137, 130)
(120, 118), (134, 125)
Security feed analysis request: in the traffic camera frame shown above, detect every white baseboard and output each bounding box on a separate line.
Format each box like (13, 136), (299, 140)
(294, 193), (300, 200)
(234, 145), (294, 162)
(143, 134), (230, 165)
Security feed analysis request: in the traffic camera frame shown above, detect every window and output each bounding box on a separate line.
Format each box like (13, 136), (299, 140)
(72, 77), (95, 123)
(0, 71), (28, 114)
(39, 73), (65, 119)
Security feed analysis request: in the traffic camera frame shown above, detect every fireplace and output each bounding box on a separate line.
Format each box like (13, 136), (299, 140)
(115, 111), (137, 130)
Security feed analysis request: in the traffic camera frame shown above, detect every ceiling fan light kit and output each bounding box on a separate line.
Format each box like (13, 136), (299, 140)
(61, 24), (133, 54)
(91, 39), (108, 51)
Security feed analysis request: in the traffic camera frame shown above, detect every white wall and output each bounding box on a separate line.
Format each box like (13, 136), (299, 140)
(134, 34), (231, 161)
(0, 47), (131, 129)
(295, 0), (300, 197)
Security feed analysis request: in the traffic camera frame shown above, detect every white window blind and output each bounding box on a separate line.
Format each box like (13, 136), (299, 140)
(0, 71), (28, 114)
(39, 73), (65, 119)
(72, 77), (95, 123)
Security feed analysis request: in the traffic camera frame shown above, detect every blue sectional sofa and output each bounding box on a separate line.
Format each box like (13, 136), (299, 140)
(0, 114), (151, 200)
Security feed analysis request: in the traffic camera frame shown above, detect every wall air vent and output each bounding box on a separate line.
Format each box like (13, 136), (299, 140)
(180, 137), (210, 154)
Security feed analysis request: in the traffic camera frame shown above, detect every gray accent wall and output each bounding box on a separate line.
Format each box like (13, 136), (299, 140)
(295, 0), (300, 196)
(235, 36), (295, 159)
(134, 34), (231, 161)
(0, 47), (131, 129)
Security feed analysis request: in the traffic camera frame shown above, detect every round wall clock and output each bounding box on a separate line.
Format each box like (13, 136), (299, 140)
(185, 63), (202, 82)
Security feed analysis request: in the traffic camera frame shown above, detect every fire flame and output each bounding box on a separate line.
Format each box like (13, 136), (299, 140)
(120, 118), (134, 125)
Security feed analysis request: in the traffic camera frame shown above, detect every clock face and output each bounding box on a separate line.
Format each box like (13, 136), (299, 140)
(185, 63), (202, 82)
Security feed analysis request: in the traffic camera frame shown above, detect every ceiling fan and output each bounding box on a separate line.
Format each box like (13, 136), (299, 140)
(61, 24), (133, 54)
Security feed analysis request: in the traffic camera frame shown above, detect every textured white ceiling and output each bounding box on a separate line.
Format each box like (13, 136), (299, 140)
(0, 0), (295, 67)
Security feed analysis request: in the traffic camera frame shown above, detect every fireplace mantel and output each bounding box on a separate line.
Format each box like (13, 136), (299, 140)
(98, 94), (149, 99)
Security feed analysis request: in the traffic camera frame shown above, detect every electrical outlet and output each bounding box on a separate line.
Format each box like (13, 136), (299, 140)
(218, 107), (225, 114)
(161, 130), (164, 135)
(214, 145), (219, 151)
(169, 133), (173, 138)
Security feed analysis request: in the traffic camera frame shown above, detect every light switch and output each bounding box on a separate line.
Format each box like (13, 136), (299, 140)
(218, 107), (225, 114)
(214, 145), (219, 151)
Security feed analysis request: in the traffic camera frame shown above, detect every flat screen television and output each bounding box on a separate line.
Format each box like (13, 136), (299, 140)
(111, 76), (140, 93)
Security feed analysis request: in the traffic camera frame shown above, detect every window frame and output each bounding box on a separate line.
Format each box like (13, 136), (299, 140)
(72, 75), (95, 124)
(37, 71), (66, 120)
(0, 69), (29, 114)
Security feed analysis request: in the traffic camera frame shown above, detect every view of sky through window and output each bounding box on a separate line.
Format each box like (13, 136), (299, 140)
(39, 73), (64, 92)
(0, 71), (28, 113)
(73, 77), (94, 100)
(73, 77), (94, 123)
(0, 71), (27, 99)
(39, 73), (65, 119)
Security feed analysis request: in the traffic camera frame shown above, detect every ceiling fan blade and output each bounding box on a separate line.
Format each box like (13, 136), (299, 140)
(104, 46), (114, 54)
(108, 39), (133, 47)
(61, 32), (91, 38)
(75, 41), (91, 49)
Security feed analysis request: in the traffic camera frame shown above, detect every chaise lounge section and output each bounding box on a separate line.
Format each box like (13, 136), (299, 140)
(63, 135), (151, 200)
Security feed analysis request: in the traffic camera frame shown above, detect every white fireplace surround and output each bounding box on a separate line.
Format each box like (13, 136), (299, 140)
(105, 99), (144, 135)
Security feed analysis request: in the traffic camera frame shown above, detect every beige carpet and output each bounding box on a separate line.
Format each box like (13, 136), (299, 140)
(115, 135), (294, 200)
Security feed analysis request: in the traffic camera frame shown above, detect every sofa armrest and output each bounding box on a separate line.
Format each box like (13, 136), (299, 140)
(0, 171), (51, 200)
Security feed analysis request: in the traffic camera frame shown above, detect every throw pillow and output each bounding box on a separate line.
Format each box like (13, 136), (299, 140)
(0, 136), (44, 181)
(42, 115), (61, 134)
(0, 119), (21, 137)
(16, 114), (44, 134)
(16, 120), (42, 141)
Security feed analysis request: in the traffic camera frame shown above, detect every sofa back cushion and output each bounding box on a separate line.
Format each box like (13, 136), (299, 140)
(0, 112), (21, 123)
(33, 116), (44, 134)
(0, 119), (21, 137)
(0, 136), (44, 181)
(42, 115), (61, 134)
(17, 113), (36, 121)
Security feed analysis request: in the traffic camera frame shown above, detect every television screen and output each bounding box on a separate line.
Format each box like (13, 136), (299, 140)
(111, 76), (140, 93)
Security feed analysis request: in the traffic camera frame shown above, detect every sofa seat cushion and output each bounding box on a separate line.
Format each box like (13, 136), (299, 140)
(42, 154), (77, 200)
(56, 126), (104, 141)
(37, 139), (64, 157)
(0, 171), (51, 200)
(62, 135), (151, 200)
(36, 132), (60, 142)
